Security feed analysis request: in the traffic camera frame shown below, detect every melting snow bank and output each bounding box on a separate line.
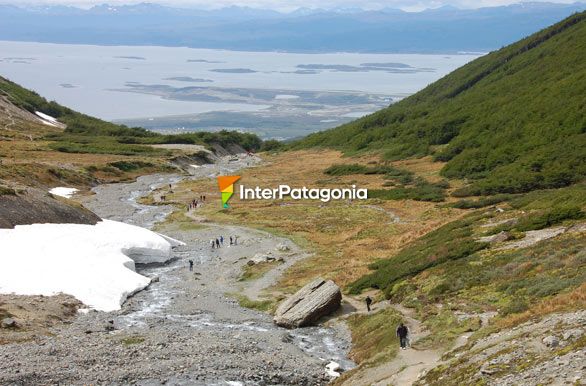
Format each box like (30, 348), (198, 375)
(0, 219), (184, 311)
(49, 187), (79, 198)
(35, 111), (62, 127)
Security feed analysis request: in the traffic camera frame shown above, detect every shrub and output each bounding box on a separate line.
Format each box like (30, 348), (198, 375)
(109, 161), (154, 172)
(368, 181), (446, 202)
(449, 194), (513, 209)
(260, 139), (284, 151)
(349, 213), (489, 294)
(516, 206), (585, 231)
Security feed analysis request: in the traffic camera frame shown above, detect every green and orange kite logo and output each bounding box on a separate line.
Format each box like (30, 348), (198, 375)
(217, 175), (240, 208)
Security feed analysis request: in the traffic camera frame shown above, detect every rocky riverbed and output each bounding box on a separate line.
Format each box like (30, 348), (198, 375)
(0, 155), (353, 385)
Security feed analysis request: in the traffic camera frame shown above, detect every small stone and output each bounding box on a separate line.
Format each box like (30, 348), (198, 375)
(1, 318), (17, 328)
(543, 335), (559, 348)
(276, 243), (290, 252)
(562, 329), (583, 341)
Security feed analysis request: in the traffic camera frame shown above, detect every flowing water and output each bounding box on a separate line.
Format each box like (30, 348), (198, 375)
(82, 159), (355, 383)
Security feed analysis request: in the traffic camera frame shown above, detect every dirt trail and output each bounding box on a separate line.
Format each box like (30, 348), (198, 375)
(337, 301), (448, 386)
(0, 96), (17, 133)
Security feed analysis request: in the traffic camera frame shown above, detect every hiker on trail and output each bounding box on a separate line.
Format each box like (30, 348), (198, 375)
(211, 239), (215, 249)
(215, 238), (220, 248)
(365, 296), (372, 312)
(229, 236), (233, 245)
(396, 323), (409, 350)
(220, 236), (224, 245)
(188, 260), (194, 272)
(234, 235), (238, 245)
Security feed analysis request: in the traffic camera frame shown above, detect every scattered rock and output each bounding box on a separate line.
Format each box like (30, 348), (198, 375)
(1, 317), (17, 328)
(566, 222), (586, 234)
(479, 365), (497, 376)
(248, 252), (279, 265)
(276, 243), (290, 252)
(151, 276), (160, 283)
(477, 231), (511, 244)
(480, 218), (518, 228)
(542, 335), (559, 348)
(273, 278), (342, 328)
(105, 320), (116, 332)
(562, 329), (583, 341)
(498, 227), (566, 250)
(325, 361), (341, 377)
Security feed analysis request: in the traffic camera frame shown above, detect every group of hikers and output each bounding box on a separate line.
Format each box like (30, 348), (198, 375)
(186, 235), (240, 271)
(365, 296), (410, 349)
(211, 235), (238, 249)
(188, 195), (207, 211)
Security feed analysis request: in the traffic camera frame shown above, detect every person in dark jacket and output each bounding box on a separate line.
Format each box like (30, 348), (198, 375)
(365, 296), (372, 312)
(396, 323), (409, 349)
(188, 260), (194, 272)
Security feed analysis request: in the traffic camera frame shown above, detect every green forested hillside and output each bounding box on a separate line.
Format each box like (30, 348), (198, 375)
(295, 12), (586, 195)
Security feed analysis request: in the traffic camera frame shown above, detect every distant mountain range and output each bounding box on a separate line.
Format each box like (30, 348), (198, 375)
(0, 2), (585, 52)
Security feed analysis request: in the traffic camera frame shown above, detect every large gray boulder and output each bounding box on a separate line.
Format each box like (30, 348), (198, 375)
(274, 278), (342, 328)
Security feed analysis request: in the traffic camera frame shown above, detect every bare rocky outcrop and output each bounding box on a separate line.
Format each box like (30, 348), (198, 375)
(0, 188), (100, 229)
(497, 226), (567, 250)
(477, 231), (511, 244)
(274, 278), (342, 328)
(420, 311), (586, 386)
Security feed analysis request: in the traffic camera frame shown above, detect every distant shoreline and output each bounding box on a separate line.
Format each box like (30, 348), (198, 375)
(0, 39), (487, 56)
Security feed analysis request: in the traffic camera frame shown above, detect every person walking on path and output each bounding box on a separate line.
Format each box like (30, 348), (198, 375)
(365, 296), (372, 312)
(188, 260), (194, 271)
(220, 236), (224, 245)
(229, 236), (233, 245)
(396, 323), (409, 350)
(215, 238), (220, 248)
(234, 235), (238, 245)
(211, 239), (215, 250)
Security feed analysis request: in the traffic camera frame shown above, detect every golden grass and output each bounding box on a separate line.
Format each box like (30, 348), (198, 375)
(166, 150), (465, 295)
(495, 283), (586, 329)
(0, 138), (172, 190)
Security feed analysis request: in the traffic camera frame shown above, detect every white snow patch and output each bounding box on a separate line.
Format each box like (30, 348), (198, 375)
(155, 232), (186, 248)
(0, 219), (178, 311)
(49, 187), (79, 199)
(35, 111), (62, 127)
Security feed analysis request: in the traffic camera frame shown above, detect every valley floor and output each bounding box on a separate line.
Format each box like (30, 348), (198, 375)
(0, 158), (350, 385)
(1, 151), (584, 386)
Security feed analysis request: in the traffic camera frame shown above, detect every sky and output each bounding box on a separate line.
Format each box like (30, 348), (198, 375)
(4, 0), (582, 12)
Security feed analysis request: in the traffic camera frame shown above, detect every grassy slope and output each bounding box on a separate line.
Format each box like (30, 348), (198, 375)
(294, 12), (586, 196)
(0, 75), (265, 190)
(0, 75), (263, 156)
